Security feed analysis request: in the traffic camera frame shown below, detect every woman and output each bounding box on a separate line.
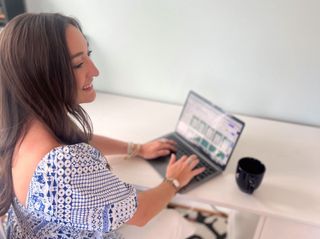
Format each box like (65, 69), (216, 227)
(0, 13), (205, 238)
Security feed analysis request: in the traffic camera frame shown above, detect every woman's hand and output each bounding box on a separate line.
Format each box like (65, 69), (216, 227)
(165, 154), (206, 188)
(139, 139), (177, 160)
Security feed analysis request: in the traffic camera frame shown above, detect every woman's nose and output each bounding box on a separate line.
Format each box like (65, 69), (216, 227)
(88, 58), (99, 77)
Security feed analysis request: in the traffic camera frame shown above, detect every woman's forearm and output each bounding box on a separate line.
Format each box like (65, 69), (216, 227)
(90, 134), (128, 155)
(127, 181), (177, 226)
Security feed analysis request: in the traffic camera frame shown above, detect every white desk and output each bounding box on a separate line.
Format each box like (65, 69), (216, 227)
(83, 92), (320, 238)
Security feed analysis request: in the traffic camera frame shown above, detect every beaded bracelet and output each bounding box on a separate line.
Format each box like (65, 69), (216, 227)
(126, 142), (141, 160)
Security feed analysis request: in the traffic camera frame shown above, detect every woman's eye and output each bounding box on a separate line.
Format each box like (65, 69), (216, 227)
(73, 62), (83, 69)
(88, 50), (92, 57)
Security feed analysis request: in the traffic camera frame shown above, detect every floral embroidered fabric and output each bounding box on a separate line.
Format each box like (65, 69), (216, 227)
(7, 143), (137, 238)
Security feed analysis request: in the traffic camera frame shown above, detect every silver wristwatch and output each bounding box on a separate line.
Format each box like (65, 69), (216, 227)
(165, 177), (181, 192)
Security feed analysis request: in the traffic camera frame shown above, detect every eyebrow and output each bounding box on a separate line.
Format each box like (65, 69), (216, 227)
(70, 51), (84, 59)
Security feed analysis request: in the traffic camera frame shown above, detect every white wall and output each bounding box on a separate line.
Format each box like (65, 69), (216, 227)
(25, 0), (320, 127)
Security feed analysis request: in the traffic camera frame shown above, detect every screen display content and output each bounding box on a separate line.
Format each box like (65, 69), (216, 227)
(176, 93), (244, 167)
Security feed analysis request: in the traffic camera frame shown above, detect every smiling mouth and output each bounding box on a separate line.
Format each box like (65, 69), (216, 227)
(83, 83), (93, 90)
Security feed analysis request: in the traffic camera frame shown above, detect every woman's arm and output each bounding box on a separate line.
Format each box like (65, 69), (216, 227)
(90, 134), (177, 159)
(127, 154), (205, 226)
(90, 135), (128, 155)
(90, 135), (203, 226)
(127, 181), (176, 226)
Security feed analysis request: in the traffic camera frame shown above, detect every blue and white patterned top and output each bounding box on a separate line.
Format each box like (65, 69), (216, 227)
(7, 143), (137, 238)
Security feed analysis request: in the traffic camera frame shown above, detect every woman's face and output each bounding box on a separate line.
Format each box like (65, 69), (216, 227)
(66, 25), (99, 104)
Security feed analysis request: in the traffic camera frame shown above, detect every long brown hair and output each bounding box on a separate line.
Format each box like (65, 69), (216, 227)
(0, 13), (93, 216)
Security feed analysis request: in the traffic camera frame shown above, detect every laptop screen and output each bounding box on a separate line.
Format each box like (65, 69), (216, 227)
(175, 91), (245, 169)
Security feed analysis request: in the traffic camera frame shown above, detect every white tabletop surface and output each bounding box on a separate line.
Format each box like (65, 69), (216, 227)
(82, 92), (320, 227)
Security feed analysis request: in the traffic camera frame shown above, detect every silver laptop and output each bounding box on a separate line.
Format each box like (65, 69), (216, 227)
(148, 91), (245, 192)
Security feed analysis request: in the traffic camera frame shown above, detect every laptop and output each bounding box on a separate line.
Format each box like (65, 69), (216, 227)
(148, 91), (245, 193)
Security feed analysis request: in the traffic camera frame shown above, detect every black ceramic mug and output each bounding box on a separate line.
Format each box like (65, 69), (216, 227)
(236, 157), (266, 194)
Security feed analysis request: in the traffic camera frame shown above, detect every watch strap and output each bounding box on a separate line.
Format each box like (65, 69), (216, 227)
(164, 177), (180, 192)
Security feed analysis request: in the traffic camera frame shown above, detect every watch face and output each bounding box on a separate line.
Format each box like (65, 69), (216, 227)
(173, 179), (180, 188)
(166, 177), (180, 191)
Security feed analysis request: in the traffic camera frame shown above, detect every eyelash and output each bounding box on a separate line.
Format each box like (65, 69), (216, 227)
(73, 50), (93, 69)
(73, 63), (83, 69)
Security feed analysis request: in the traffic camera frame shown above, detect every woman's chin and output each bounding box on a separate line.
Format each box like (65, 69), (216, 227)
(78, 90), (96, 104)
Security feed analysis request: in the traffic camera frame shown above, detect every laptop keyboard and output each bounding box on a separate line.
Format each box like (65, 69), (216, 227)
(167, 136), (218, 190)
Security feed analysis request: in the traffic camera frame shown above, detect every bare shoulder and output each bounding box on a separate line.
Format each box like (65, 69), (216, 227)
(13, 119), (61, 166)
(12, 119), (61, 205)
